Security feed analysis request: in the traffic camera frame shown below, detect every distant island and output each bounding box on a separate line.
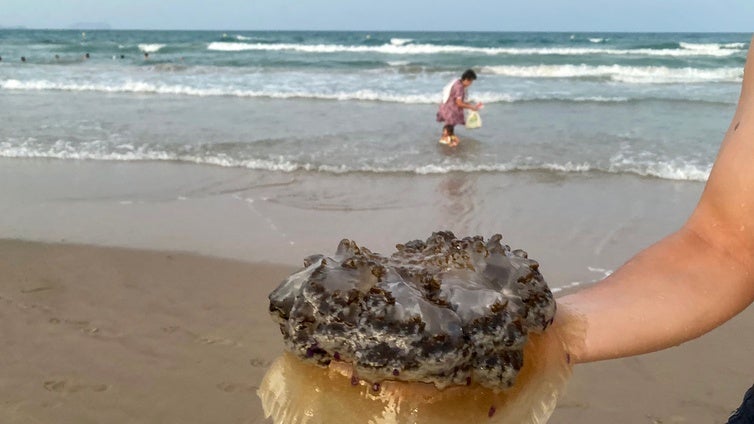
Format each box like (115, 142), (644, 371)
(0, 25), (27, 29)
(68, 22), (112, 30)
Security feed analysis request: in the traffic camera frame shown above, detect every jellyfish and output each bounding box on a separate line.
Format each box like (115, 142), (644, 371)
(259, 232), (573, 423)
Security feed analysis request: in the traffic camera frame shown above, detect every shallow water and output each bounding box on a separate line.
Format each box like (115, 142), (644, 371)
(0, 30), (745, 180)
(0, 30), (717, 292)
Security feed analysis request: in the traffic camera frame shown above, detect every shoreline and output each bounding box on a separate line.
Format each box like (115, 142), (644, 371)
(0, 157), (705, 290)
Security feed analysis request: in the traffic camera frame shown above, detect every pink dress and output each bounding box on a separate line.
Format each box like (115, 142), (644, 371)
(436, 80), (466, 126)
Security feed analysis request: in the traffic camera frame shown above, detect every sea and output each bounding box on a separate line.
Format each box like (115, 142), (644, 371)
(0, 30), (749, 181)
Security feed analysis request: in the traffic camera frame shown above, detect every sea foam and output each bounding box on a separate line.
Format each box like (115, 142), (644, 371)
(206, 42), (744, 57)
(138, 44), (166, 53)
(0, 79), (641, 104)
(482, 64), (743, 84)
(0, 138), (712, 181)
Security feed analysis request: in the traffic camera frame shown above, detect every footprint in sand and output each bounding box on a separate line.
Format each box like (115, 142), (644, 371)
(216, 382), (258, 394)
(197, 336), (243, 348)
(1, 293), (52, 313)
(48, 318), (100, 335)
(646, 415), (688, 424)
(20, 286), (56, 294)
(249, 358), (272, 368)
(161, 325), (243, 347)
(43, 380), (109, 393)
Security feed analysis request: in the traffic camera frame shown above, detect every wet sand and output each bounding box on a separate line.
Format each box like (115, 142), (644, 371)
(2, 158), (752, 423)
(0, 158), (705, 288)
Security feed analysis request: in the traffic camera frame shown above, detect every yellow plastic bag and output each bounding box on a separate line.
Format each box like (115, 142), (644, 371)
(465, 110), (482, 129)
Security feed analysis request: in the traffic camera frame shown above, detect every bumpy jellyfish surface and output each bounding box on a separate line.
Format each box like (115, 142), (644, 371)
(258, 232), (572, 424)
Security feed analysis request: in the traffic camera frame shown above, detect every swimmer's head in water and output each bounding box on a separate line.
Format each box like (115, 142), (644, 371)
(268, 231), (556, 390)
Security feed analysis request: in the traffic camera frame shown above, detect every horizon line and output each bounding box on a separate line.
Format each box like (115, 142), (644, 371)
(0, 26), (752, 34)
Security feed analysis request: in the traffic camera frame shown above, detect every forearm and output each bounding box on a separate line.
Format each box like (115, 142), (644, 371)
(455, 99), (476, 110)
(552, 36), (754, 364)
(556, 226), (754, 363)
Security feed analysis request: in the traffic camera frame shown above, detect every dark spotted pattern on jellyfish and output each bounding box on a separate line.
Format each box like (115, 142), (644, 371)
(268, 232), (556, 390)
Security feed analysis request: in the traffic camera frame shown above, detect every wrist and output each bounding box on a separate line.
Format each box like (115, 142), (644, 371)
(551, 301), (588, 364)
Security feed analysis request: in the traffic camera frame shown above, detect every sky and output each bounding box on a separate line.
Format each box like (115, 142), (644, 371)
(2, 0), (754, 32)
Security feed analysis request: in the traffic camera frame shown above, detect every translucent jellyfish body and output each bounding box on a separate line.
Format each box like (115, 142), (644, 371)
(259, 232), (571, 424)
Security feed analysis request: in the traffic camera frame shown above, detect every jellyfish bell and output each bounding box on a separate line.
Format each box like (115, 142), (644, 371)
(258, 232), (573, 424)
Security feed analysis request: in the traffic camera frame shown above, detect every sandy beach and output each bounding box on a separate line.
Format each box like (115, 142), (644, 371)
(1, 238), (753, 424)
(1, 157), (753, 423)
(0, 239), (290, 424)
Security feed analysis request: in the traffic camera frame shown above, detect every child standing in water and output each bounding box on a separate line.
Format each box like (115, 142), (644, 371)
(437, 69), (483, 147)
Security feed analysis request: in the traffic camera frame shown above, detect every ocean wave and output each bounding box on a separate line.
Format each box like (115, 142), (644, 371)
(4, 78), (731, 104)
(482, 64), (743, 84)
(589, 38), (607, 44)
(138, 43), (166, 53)
(607, 154), (711, 181)
(415, 160), (709, 180)
(206, 41), (744, 57)
(0, 78), (646, 104)
(679, 41), (747, 51)
(0, 79), (437, 102)
(623, 161), (710, 181)
(390, 38), (413, 46)
(0, 139), (711, 181)
(220, 33), (264, 42)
